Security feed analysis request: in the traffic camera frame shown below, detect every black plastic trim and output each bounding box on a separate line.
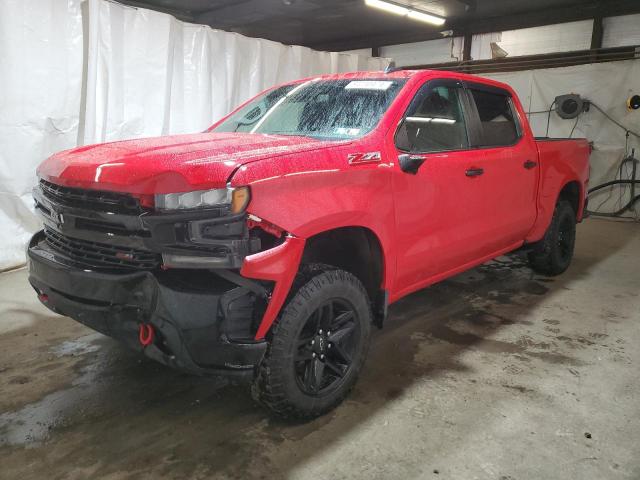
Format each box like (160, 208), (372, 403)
(461, 80), (512, 97)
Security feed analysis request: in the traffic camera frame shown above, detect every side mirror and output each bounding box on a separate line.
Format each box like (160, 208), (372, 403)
(398, 154), (427, 175)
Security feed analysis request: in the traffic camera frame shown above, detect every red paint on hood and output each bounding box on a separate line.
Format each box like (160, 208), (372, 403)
(37, 132), (330, 194)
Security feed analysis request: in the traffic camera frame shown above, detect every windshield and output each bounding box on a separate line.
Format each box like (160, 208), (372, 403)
(212, 79), (407, 140)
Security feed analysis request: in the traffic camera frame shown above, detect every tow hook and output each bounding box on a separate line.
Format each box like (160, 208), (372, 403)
(138, 323), (155, 347)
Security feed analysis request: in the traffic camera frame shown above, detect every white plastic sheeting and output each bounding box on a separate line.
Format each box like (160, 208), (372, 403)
(471, 20), (594, 60)
(483, 59), (640, 217)
(373, 14), (638, 65)
(380, 37), (465, 67)
(0, 0), (84, 271)
(83, 0), (387, 143)
(377, 20), (596, 64)
(603, 14), (640, 48)
(0, 0), (388, 271)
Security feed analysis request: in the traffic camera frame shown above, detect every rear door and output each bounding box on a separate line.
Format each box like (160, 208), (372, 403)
(463, 82), (539, 249)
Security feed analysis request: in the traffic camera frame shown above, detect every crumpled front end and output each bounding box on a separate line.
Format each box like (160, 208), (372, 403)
(26, 178), (303, 377)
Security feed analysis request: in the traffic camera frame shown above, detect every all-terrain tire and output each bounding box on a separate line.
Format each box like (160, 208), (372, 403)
(252, 265), (372, 419)
(528, 200), (577, 276)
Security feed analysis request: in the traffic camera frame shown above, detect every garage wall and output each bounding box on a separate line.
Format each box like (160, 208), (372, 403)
(0, 0), (388, 271)
(471, 20), (594, 60)
(380, 37), (465, 67)
(381, 15), (640, 63)
(603, 14), (640, 48)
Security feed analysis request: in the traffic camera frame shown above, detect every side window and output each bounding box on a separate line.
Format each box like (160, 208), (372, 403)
(396, 84), (469, 153)
(468, 89), (520, 147)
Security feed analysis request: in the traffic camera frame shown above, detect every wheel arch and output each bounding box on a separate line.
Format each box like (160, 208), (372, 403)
(558, 180), (583, 219)
(526, 177), (585, 244)
(300, 225), (388, 327)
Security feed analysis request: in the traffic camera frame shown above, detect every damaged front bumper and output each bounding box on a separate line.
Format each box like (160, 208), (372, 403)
(28, 231), (267, 378)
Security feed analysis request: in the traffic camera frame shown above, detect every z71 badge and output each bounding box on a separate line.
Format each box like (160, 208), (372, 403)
(347, 152), (382, 165)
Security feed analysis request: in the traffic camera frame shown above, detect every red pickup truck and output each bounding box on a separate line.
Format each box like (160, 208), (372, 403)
(28, 70), (590, 418)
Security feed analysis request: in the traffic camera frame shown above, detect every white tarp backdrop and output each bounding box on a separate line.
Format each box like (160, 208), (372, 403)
(380, 37), (465, 67)
(0, 0), (388, 271)
(471, 20), (594, 60)
(0, 0), (84, 271)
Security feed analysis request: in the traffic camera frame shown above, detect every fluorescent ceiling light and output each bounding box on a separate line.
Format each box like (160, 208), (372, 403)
(365, 0), (446, 26)
(365, 0), (408, 16)
(407, 9), (446, 26)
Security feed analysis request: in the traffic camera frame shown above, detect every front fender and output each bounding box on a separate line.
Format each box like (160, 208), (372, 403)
(241, 236), (306, 340)
(232, 149), (396, 290)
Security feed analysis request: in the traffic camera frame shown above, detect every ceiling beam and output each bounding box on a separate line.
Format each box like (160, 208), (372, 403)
(405, 45), (639, 74)
(310, 0), (640, 52)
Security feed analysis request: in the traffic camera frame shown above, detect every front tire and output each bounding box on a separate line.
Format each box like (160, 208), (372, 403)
(528, 200), (577, 276)
(252, 266), (372, 419)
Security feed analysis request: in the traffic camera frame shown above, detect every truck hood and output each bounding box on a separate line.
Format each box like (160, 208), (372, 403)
(37, 132), (335, 194)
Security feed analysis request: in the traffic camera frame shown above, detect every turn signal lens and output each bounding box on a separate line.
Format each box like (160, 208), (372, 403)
(231, 187), (250, 214)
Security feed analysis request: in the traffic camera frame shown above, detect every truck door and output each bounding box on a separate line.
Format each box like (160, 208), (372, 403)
(463, 82), (539, 250)
(389, 79), (497, 296)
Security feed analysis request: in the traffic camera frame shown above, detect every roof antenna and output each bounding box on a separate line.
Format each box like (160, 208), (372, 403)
(385, 61), (401, 74)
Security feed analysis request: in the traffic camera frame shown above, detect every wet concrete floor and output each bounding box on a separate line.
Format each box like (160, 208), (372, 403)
(1, 218), (639, 479)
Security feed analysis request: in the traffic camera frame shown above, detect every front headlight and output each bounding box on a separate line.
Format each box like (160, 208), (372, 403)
(155, 186), (250, 213)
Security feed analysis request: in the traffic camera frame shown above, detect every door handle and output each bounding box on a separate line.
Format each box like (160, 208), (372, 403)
(524, 160), (538, 169)
(465, 168), (484, 177)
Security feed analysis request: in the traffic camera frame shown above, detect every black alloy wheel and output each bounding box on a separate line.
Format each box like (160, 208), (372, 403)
(556, 214), (575, 263)
(528, 199), (577, 276)
(252, 265), (372, 419)
(294, 299), (359, 395)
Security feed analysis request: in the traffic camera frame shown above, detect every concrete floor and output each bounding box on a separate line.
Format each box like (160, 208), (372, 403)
(0, 217), (639, 480)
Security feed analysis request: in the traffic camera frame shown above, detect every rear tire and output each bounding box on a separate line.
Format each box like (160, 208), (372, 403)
(252, 265), (372, 419)
(528, 200), (576, 276)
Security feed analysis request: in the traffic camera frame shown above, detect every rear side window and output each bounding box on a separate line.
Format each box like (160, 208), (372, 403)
(469, 89), (520, 147)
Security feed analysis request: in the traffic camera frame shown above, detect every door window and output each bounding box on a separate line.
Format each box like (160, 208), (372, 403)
(468, 89), (520, 147)
(396, 84), (469, 153)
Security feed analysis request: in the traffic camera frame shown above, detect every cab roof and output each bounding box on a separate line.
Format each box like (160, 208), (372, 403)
(301, 69), (516, 96)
